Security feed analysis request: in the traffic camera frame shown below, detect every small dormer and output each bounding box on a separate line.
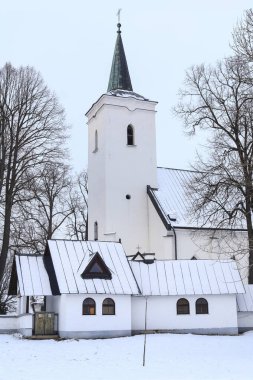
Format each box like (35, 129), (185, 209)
(129, 251), (156, 264)
(81, 252), (112, 280)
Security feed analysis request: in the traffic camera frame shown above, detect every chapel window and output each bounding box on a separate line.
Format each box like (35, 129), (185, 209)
(196, 298), (209, 314)
(127, 125), (134, 145)
(94, 221), (98, 241)
(177, 298), (190, 315)
(82, 298), (96, 315)
(102, 298), (115, 315)
(94, 130), (98, 151)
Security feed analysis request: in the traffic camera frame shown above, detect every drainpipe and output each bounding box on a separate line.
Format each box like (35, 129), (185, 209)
(167, 215), (177, 260)
(171, 225), (178, 261)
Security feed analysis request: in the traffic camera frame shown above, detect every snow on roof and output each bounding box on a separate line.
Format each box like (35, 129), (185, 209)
(129, 259), (245, 296)
(47, 240), (140, 295)
(237, 285), (253, 311)
(155, 167), (199, 228)
(16, 255), (52, 296)
(155, 167), (247, 229)
(106, 89), (148, 101)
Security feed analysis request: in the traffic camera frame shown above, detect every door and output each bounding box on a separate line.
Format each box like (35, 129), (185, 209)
(34, 312), (55, 335)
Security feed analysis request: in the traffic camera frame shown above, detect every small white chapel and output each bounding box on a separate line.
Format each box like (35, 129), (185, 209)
(2, 22), (253, 338)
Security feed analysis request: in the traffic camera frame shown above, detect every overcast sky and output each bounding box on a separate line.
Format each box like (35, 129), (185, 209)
(1, 1), (253, 172)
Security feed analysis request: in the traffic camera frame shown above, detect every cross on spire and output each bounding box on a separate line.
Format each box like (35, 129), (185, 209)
(117, 8), (122, 24)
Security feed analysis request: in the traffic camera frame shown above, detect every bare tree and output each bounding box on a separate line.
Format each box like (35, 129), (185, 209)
(232, 9), (253, 62)
(67, 169), (88, 240)
(175, 56), (253, 283)
(12, 162), (74, 254)
(0, 63), (67, 282)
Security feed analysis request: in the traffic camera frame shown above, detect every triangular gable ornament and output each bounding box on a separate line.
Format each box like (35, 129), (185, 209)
(81, 252), (112, 280)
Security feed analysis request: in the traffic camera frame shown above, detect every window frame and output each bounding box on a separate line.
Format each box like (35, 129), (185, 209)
(94, 221), (98, 241)
(81, 252), (112, 280)
(94, 130), (98, 152)
(177, 298), (190, 315)
(82, 297), (96, 315)
(102, 298), (115, 315)
(195, 298), (209, 314)
(127, 125), (134, 146)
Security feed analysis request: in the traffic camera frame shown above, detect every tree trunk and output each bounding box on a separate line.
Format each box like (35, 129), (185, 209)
(248, 242), (253, 284)
(0, 200), (12, 282)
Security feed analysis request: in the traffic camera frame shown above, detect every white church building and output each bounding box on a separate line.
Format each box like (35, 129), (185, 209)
(1, 22), (253, 338)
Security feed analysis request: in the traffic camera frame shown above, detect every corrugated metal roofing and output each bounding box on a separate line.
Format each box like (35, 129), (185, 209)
(130, 259), (245, 296)
(155, 167), (198, 227)
(47, 240), (140, 295)
(237, 285), (253, 311)
(16, 255), (52, 296)
(155, 167), (247, 229)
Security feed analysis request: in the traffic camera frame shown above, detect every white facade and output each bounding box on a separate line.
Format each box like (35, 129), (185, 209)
(0, 314), (33, 336)
(131, 294), (238, 335)
(47, 294), (131, 338)
(87, 93), (158, 255)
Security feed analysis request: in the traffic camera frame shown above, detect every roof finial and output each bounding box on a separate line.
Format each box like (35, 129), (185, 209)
(117, 9), (122, 33)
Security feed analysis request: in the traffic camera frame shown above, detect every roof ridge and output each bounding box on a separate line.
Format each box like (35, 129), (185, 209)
(157, 166), (197, 173)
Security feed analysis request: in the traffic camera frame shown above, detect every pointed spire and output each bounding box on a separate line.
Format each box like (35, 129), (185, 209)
(107, 23), (133, 92)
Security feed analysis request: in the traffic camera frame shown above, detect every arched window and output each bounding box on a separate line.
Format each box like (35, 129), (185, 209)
(177, 298), (190, 315)
(196, 298), (208, 314)
(95, 130), (98, 151)
(94, 221), (98, 241)
(82, 298), (96, 315)
(127, 125), (134, 145)
(102, 298), (115, 315)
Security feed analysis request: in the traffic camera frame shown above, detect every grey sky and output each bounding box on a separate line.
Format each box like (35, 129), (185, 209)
(1, 0), (252, 172)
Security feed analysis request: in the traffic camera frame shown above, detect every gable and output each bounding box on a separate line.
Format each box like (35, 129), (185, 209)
(81, 252), (112, 280)
(47, 240), (140, 295)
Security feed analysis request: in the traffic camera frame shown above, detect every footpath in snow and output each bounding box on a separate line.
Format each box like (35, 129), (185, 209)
(0, 332), (253, 380)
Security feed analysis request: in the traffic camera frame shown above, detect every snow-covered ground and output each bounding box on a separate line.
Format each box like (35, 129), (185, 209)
(1, 332), (253, 380)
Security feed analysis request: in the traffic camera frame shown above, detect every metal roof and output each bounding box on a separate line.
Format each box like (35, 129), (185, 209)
(155, 167), (199, 227)
(47, 240), (140, 295)
(107, 23), (133, 92)
(130, 259), (245, 296)
(16, 255), (52, 296)
(15, 241), (245, 299)
(237, 285), (253, 311)
(155, 167), (247, 229)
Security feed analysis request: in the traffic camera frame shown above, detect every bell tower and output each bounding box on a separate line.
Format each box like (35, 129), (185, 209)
(86, 22), (158, 255)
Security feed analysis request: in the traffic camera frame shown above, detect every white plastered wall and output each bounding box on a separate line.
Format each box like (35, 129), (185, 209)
(149, 217), (249, 281)
(237, 312), (253, 331)
(51, 294), (131, 338)
(131, 294), (238, 334)
(87, 94), (158, 256)
(148, 197), (174, 259)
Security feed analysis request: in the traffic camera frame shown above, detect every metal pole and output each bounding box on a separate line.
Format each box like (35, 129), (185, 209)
(142, 296), (148, 367)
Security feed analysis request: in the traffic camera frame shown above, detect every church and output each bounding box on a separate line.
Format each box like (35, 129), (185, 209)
(1, 22), (253, 338)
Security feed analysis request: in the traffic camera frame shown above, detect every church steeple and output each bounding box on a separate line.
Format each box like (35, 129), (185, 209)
(107, 23), (133, 92)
